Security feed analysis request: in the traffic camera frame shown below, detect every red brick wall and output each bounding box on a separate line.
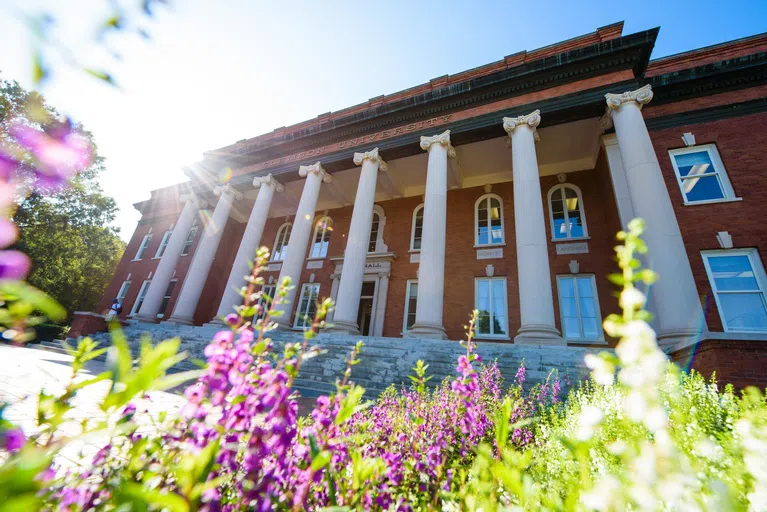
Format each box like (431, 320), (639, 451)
(69, 313), (107, 339)
(670, 339), (767, 390)
(648, 111), (767, 333)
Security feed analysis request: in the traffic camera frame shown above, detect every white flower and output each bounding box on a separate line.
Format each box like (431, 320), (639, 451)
(615, 336), (642, 365)
(623, 391), (647, 423)
(620, 288), (646, 310)
(576, 405), (604, 441)
(580, 476), (620, 511)
(585, 354), (614, 386)
(644, 406), (667, 432)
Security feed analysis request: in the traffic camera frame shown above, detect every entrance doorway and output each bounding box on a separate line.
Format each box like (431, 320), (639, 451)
(356, 281), (376, 336)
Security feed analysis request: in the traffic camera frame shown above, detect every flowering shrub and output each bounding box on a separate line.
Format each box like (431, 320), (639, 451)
(0, 220), (766, 511)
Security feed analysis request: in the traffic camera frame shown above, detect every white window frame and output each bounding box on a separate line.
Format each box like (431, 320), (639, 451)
(293, 283), (320, 329)
(133, 233), (152, 261)
(473, 277), (509, 339)
(271, 222), (292, 262)
(116, 280), (131, 303)
(402, 279), (418, 334)
(368, 205), (386, 254)
(474, 193), (505, 247)
(181, 220), (199, 256)
(556, 274), (604, 342)
(154, 230), (173, 259)
(157, 279), (178, 319)
(669, 144), (738, 205)
(547, 184), (589, 241)
(130, 280), (151, 316)
(309, 216), (333, 259)
(410, 204), (424, 252)
(702, 249), (767, 333)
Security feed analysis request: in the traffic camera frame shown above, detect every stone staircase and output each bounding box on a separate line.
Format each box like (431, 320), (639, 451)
(71, 322), (605, 398)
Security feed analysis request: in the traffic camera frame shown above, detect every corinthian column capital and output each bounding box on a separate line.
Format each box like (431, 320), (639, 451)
(298, 161), (331, 183)
(420, 130), (456, 157)
(252, 173), (285, 192)
(213, 183), (243, 200)
(502, 110), (541, 142)
(353, 147), (388, 171)
(605, 84), (653, 112)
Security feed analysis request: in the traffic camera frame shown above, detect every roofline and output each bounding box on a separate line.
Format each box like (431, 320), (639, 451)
(206, 22), (628, 157)
(650, 30), (767, 64)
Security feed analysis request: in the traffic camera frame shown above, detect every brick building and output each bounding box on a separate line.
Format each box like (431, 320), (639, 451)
(74, 22), (767, 388)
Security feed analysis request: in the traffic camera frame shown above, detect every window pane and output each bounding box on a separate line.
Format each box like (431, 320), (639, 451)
(476, 279), (491, 334)
(582, 317), (600, 340)
(577, 278), (594, 298)
(491, 279), (507, 335)
(369, 214), (379, 252)
(718, 293), (767, 331)
(708, 255), (759, 291)
(412, 209), (423, 250)
(563, 317), (581, 339)
(406, 282), (418, 330)
(551, 194), (567, 239)
(681, 175), (725, 202)
(559, 278), (575, 298)
(579, 297), (597, 318)
(674, 151), (715, 177)
(489, 198), (503, 244)
(560, 296), (578, 317)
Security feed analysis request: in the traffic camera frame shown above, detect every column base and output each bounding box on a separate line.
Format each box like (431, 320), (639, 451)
(658, 327), (706, 353)
(409, 322), (448, 340)
(325, 319), (360, 335)
(514, 324), (564, 345)
(164, 315), (195, 326)
(132, 314), (160, 324)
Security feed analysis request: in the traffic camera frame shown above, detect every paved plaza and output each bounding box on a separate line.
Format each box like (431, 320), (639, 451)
(0, 344), (185, 467)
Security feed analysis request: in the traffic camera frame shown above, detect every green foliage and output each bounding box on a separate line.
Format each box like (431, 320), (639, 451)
(2, 74), (125, 319)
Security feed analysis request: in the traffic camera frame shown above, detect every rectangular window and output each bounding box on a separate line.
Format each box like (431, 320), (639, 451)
(257, 284), (276, 320)
(181, 224), (199, 256)
(702, 249), (767, 332)
(130, 280), (151, 316)
(556, 275), (603, 342)
(154, 230), (172, 259)
(157, 280), (177, 318)
(403, 280), (418, 333)
(293, 283), (320, 329)
(669, 144), (736, 204)
(474, 277), (508, 338)
(134, 234), (152, 260)
(116, 280), (131, 303)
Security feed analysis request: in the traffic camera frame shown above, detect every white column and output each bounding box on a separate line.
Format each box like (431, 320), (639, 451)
(168, 184), (241, 324)
(327, 272), (341, 323)
(605, 84), (705, 349)
(601, 133), (635, 231)
(134, 195), (201, 322)
(213, 174), (283, 321)
(272, 162), (330, 329)
(410, 130), (454, 339)
(503, 111), (563, 345)
(329, 148), (386, 333)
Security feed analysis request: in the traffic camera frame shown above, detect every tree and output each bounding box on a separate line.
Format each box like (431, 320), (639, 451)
(1, 74), (125, 320)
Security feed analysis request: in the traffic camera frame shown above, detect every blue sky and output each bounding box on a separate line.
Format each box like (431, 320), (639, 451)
(2, 0), (766, 240)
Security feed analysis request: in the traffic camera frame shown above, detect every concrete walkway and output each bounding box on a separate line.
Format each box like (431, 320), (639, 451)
(0, 344), (185, 467)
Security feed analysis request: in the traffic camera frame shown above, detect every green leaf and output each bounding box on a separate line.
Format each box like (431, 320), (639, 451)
(335, 385), (366, 425)
(0, 281), (65, 321)
(84, 68), (117, 86)
(118, 482), (189, 512)
(311, 450), (332, 472)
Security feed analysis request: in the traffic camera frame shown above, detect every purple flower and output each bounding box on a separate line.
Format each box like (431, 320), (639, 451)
(225, 313), (238, 326)
(0, 251), (31, 280)
(1, 427), (25, 452)
(0, 219), (18, 248)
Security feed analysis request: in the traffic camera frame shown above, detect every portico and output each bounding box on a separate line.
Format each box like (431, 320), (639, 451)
(137, 79), (695, 349)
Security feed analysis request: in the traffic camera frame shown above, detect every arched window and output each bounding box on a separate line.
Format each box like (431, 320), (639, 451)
(310, 216), (333, 258)
(410, 204), (424, 251)
(271, 222), (292, 261)
(475, 193), (504, 246)
(548, 184), (588, 240)
(368, 205), (386, 253)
